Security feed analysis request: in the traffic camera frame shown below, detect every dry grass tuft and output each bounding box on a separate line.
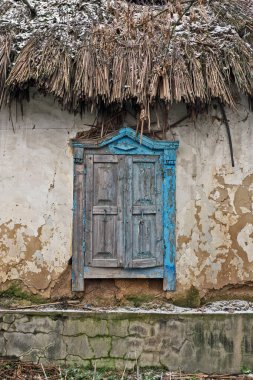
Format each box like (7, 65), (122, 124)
(0, 35), (11, 106)
(1, 0), (253, 127)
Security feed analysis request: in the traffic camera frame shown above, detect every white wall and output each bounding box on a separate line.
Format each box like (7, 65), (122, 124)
(0, 92), (252, 297)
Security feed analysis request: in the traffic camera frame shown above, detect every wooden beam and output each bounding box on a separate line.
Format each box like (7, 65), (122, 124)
(72, 147), (85, 291)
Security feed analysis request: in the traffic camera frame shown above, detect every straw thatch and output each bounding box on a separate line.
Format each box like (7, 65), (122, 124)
(0, 0), (252, 122)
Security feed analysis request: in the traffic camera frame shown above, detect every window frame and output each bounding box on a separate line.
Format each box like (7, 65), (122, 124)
(71, 127), (179, 292)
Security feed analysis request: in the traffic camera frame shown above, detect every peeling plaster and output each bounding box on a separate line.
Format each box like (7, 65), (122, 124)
(237, 224), (253, 263)
(0, 93), (253, 299)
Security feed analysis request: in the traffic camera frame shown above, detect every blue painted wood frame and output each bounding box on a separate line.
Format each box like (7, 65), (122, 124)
(72, 127), (179, 291)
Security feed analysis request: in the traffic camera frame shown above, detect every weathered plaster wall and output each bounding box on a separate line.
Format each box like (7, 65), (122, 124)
(0, 92), (252, 302)
(174, 98), (253, 299)
(0, 93), (91, 298)
(1, 310), (253, 373)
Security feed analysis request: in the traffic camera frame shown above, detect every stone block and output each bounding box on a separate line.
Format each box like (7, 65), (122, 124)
(39, 358), (67, 366)
(115, 359), (135, 370)
(180, 340), (196, 360)
(110, 337), (128, 358)
(64, 335), (94, 359)
(91, 358), (115, 369)
(111, 336), (144, 359)
(0, 335), (6, 356)
(22, 349), (41, 363)
(4, 332), (61, 360)
(0, 311), (252, 373)
(144, 336), (162, 352)
(108, 319), (129, 337)
(63, 318), (108, 337)
(124, 337), (144, 360)
(160, 348), (181, 369)
(138, 352), (160, 367)
(89, 337), (111, 358)
(7, 316), (30, 331)
(1, 323), (11, 332)
(3, 313), (16, 324)
(46, 333), (67, 360)
(65, 356), (91, 366)
(10, 316), (63, 334)
(129, 321), (151, 337)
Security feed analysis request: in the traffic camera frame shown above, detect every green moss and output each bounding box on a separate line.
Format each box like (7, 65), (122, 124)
(0, 284), (45, 305)
(241, 366), (252, 374)
(187, 286), (201, 308)
(173, 286), (201, 308)
(125, 294), (154, 307)
(202, 293), (253, 304)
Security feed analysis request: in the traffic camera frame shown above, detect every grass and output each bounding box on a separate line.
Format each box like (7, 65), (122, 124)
(125, 295), (155, 307)
(0, 283), (45, 305)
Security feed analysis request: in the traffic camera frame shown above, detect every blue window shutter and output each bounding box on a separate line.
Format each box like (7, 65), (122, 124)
(85, 154), (125, 268)
(71, 127), (179, 292)
(125, 155), (163, 268)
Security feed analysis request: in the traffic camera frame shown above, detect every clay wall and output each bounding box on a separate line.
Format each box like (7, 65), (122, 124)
(0, 92), (252, 304)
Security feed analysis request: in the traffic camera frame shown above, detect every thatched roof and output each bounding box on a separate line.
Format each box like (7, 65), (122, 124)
(0, 0), (252, 121)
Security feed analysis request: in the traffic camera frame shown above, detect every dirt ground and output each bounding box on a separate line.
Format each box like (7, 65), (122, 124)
(0, 360), (251, 380)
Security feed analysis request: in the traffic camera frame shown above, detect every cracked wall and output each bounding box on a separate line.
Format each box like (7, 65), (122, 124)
(175, 98), (253, 298)
(0, 311), (253, 373)
(0, 92), (252, 301)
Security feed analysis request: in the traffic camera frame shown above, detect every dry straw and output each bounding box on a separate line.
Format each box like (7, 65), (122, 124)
(0, 0), (252, 125)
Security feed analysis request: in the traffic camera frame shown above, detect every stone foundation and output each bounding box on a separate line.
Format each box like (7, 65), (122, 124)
(0, 310), (253, 373)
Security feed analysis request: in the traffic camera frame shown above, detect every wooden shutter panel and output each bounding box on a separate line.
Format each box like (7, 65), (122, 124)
(85, 155), (125, 267)
(125, 156), (163, 268)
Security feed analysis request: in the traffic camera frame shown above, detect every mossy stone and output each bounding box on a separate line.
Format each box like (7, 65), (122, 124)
(173, 286), (201, 308)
